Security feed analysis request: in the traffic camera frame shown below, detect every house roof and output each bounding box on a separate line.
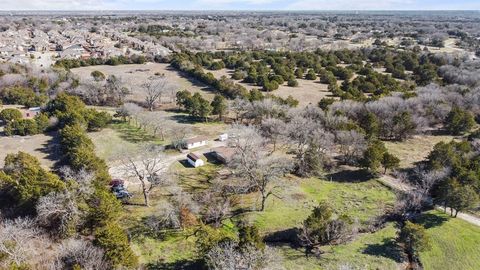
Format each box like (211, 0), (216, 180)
(212, 146), (236, 162)
(185, 136), (209, 145)
(187, 153), (201, 162)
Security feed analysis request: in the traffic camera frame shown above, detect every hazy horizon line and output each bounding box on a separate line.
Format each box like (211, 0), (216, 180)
(0, 9), (479, 12)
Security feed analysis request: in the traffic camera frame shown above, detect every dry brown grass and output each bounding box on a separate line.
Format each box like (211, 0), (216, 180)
(384, 134), (456, 168)
(71, 63), (217, 103)
(207, 68), (335, 107)
(0, 132), (59, 169)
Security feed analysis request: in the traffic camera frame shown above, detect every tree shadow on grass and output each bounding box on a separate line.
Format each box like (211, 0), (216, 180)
(414, 212), (449, 229)
(363, 237), (405, 263)
(169, 114), (202, 124)
(111, 122), (156, 143)
(146, 259), (205, 270)
(35, 131), (62, 168)
(325, 169), (373, 183)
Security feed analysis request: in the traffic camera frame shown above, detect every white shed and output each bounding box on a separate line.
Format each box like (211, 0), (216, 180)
(187, 153), (204, 168)
(218, 133), (228, 141)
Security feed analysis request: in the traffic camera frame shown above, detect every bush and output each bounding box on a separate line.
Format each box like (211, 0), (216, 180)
(263, 80), (279, 92)
(0, 152), (65, 209)
(94, 223), (138, 268)
(305, 69), (317, 80)
(1, 86), (47, 107)
(0, 108), (22, 123)
(287, 79), (299, 87)
(7, 119), (38, 136)
(445, 107), (475, 135)
(86, 110), (112, 131)
(91, 70), (106, 81)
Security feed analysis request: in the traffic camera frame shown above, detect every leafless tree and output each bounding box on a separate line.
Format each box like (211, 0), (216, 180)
(36, 191), (80, 238)
(195, 183), (233, 228)
(121, 146), (171, 206)
(144, 201), (181, 232)
(336, 130), (367, 164)
(105, 75), (130, 105)
(59, 166), (95, 197)
(117, 102), (143, 125)
(142, 76), (176, 111)
(206, 241), (284, 270)
(0, 218), (43, 268)
(228, 125), (293, 211)
(50, 239), (110, 270)
(260, 118), (287, 152)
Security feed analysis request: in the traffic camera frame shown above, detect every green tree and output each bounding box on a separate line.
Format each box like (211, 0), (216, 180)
(91, 70), (106, 81)
(300, 202), (351, 255)
(358, 111), (379, 138)
(176, 89), (192, 109)
(305, 69), (317, 80)
(361, 140), (387, 173)
(449, 185), (479, 217)
(287, 79), (299, 87)
(198, 98), (213, 122)
(195, 224), (236, 255)
(392, 111), (416, 140)
(0, 108), (22, 123)
(445, 107), (475, 135)
(94, 223), (138, 268)
(0, 152), (65, 209)
(398, 221), (431, 261)
(238, 223), (265, 250)
(318, 98), (335, 111)
(211, 94), (227, 120)
(381, 152), (400, 174)
(86, 110), (112, 131)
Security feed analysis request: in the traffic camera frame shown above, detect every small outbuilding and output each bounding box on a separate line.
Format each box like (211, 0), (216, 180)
(211, 146), (236, 164)
(187, 153), (204, 168)
(185, 136), (208, 149)
(218, 133), (228, 141)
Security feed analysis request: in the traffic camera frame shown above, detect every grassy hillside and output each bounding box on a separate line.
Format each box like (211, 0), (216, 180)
(419, 211), (480, 270)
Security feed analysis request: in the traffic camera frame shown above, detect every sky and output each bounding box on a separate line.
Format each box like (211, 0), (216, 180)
(0, 0), (480, 11)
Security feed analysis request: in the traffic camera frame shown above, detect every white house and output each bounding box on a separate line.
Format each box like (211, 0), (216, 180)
(218, 133), (228, 142)
(187, 153), (204, 168)
(185, 136), (208, 149)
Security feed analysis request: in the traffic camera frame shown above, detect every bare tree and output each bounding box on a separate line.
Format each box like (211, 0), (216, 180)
(36, 191), (80, 238)
(50, 239), (110, 270)
(142, 76), (176, 111)
(260, 118), (287, 152)
(116, 102), (143, 124)
(144, 200), (181, 232)
(206, 241), (284, 270)
(228, 125), (293, 211)
(336, 130), (367, 164)
(121, 146), (170, 206)
(0, 218), (44, 268)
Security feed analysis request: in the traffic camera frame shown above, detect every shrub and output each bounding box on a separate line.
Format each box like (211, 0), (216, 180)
(0, 108), (22, 123)
(445, 107), (475, 135)
(94, 223), (138, 268)
(287, 79), (299, 87)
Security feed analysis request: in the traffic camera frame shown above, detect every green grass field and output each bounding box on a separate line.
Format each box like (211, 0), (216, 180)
(118, 161), (480, 270)
(251, 176), (396, 233)
(278, 223), (400, 270)
(418, 211), (480, 270)
(88, 121), (164, 162)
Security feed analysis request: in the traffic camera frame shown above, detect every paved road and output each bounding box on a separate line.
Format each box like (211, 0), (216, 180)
(378, 174), (480, 227)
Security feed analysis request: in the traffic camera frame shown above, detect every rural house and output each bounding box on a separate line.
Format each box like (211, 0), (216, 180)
(185, 136), (208, 149)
